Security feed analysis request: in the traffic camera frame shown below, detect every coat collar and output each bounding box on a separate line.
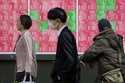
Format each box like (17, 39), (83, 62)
(93, 28), (114, 41)
(57, 24), (67, 37)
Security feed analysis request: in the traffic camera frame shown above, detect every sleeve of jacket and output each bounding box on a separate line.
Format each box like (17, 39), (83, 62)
(81, 39), (108, 63)
(61, 33), (75, 73)
(23, 34), (33, 73)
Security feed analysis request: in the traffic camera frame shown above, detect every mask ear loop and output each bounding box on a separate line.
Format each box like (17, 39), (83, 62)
(56, 19), (61, 30)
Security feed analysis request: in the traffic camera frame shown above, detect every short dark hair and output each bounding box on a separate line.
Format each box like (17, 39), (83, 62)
(47, 7), (67, 23)
(98, 18), (111, 32)
(20, 15), (32, 30)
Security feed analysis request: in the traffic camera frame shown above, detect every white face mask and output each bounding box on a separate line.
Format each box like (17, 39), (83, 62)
(48, 21), (54, 28)
(17, 18), (24, 31)
(48, 20), (59, 30)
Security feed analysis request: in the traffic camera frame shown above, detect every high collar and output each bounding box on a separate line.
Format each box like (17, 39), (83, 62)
(93, 28), (114, 41)
(57, 24), (67, 37)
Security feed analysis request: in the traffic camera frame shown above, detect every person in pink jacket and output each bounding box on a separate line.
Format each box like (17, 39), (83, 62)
(15, 15), (37, 83)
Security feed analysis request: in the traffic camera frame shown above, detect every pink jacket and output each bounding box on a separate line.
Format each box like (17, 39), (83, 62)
(15, 31), (37, 78)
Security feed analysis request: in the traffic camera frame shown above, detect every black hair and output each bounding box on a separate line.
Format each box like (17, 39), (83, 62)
(20, 15), (32, 30)
(47, 7), (67, 23)
(98, 18), (111, 32)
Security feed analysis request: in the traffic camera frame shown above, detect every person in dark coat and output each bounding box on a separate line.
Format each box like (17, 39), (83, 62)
(47, 7), (80, 83)
(80, 18), (124, 83)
